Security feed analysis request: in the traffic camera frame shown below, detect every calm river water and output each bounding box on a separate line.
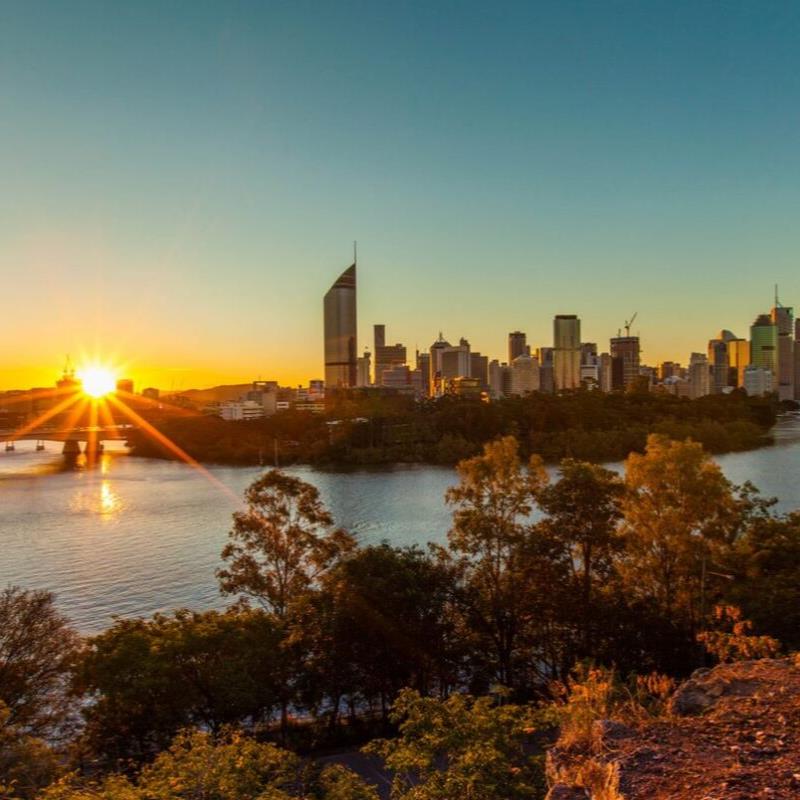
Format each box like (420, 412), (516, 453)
(2, 417), (800, 633)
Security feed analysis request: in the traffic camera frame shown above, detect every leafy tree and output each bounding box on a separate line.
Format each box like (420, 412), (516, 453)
(366, 688), (546, 800)
(723, 512), (800, 650)
(696, 605), (781, 663)
(74, 609), (282, 763)
(0, 587), (79, 796)
(536, 460), (623, 650)
(217, 471), (355, 621)
(619, 435), (742, 629)
(40, 728), (378, 800)
(299, 544), (461, 727)
(217, 471), (355, 738)
(0, 587), (80, 740)
(444, 437), (549, 689)
(0, 701), (61, 800)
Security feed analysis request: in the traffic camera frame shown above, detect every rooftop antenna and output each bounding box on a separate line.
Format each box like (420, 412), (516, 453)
(353, 240), (357, 267)
(775, 283), (780, 308)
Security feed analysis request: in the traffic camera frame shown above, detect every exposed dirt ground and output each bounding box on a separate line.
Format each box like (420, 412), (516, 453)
(547, 657), (800, 799)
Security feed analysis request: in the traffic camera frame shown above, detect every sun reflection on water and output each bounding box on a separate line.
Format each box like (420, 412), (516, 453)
(69, 476), (123, 519)
(99, 480), (119, 516)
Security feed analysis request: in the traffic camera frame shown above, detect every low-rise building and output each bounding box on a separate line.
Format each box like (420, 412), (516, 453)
(219, 400), (265, 421)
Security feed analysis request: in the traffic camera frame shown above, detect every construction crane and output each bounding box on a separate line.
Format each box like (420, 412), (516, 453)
(624, 312), (638, 338)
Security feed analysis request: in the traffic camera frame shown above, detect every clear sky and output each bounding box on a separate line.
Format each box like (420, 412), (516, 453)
(1, 0), (799, 390)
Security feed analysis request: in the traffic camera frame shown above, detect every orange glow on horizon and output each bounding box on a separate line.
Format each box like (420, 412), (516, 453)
(2, 364), (237, 506)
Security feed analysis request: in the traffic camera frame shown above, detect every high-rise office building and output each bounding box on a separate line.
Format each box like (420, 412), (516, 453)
(416, 351), (431, 397)
(429, 333), (452, 397)
(688, 353), (711, 399)
(609, 336), (641, 390)
(323, 263), (357, 389)
(599, 353), (613, 392)
(488, 360), (508, 400)
(553, 315), (581, 391)
(581, 342), (598, 365)
(376, 349), (407, 385)
(508, 331), (528, 364)
(750, 314), (778, 374)
(374, 324), (385, 351)
(537, 347), (555, 394)
(381, 364), (421, 395)
(356, 351), (371, 387)
(707, 338), (729, 394)
(441, 338), (471, 382)
(470, 352), (489, 389)
(727, 339), (750, 388)
(659, 361), (681, 381)
(509, 354), (540, 396)
(372, 324), (407, 385)
(771, 299), (795, 401)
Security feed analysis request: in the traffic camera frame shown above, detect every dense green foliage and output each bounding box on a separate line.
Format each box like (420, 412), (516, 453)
(128, 390), (776, 465)
(366, 689), (546, 800)
(6, 432), (800, 799)
(40, 729), (379, 800)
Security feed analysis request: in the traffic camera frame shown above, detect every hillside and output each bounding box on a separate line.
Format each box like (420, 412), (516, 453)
(547, 657), (800, 799)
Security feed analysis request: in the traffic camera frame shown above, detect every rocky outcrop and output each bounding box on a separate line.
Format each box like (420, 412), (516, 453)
(546, 657), (800, 800)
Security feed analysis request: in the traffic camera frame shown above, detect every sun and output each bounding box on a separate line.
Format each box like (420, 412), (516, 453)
(78, 365), (117, 399)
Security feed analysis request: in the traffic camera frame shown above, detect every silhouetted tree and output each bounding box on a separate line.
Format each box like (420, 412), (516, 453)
(444, 436), (547, 689)
(74, 609), (283, 763)
(723, 511), (800, 650)
(536, 460), (623, 650)
(0, 587), (80, 741)
(299, 544), (461, 728)
(0, 587), (79, 798)
(217, 471), (355, 739)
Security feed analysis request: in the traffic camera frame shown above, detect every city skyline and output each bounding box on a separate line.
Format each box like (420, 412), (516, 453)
(4, 265), (797, 393)
(2, 2), (800, 390)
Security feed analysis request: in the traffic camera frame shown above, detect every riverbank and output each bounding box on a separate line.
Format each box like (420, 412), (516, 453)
(126, 391), (781, 467)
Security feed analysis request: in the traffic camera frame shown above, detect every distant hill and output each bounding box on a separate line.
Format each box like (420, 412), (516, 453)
(169, 384), (251, 405)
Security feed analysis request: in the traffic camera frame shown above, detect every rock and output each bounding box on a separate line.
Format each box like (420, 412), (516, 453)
(546, 786), (589, 800)
(669, 671), (760, 717)
(669, 680), (717, 716)
(592, 719), (635, 751)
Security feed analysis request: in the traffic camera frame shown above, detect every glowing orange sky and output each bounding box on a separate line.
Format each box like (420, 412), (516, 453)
(2, 4), (799, 392)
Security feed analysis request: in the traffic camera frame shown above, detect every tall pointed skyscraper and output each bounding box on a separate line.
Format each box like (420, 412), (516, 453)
(323, 261), (357, 390)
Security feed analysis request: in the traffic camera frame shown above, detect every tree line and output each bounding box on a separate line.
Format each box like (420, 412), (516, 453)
(3, 432), (800, 798)
(127, 389), (778, 466)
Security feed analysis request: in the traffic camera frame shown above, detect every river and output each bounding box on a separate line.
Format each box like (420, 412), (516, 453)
(2, 416), (800, 633)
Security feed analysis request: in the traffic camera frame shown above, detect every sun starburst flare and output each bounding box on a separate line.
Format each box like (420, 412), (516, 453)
(2, 358), (237, 505)
(77, 365), (117, 398)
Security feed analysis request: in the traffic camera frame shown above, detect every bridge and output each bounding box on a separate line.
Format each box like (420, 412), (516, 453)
(0, 424), (135, 456)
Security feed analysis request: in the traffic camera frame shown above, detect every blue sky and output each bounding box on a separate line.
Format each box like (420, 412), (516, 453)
(1, 1), (798, 388)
